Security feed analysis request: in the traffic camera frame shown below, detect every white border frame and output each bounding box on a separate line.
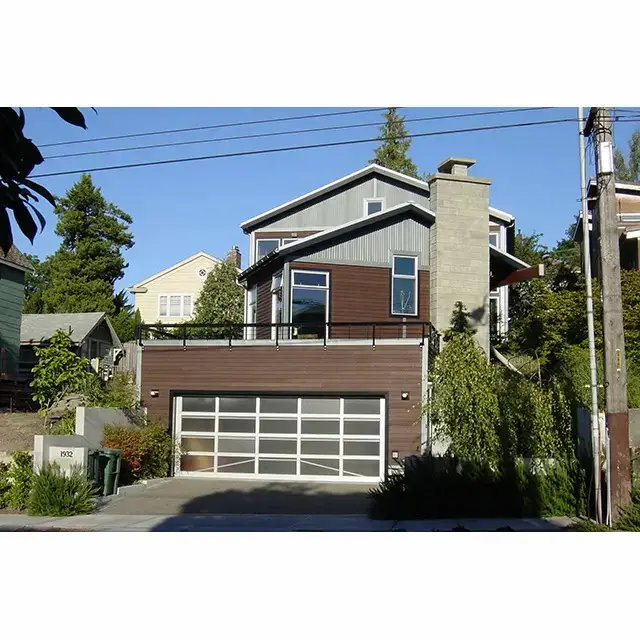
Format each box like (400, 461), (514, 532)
(174, 394), (385, 483)
(363, 197), (385, 217)
(391, 255), (418, 317)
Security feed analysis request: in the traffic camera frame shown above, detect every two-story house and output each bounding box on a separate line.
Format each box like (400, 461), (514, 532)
(129, 248), (241, 325)
(134, 158), (541, 484)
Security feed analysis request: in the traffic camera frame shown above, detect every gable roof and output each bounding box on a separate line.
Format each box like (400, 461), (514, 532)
(240, 164), (432, 233)
(129, 251), (222, 291)
(0, 245), (33, 272)
(238, 201), (436, 283)
(20, 312), (123, 350)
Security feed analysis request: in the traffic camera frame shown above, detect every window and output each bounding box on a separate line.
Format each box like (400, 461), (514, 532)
(198, 268), (207, 278)
(281, 238), (298, 246)
(247, 286), (257, 339)
(391, 256), (418, 316)
(364, 198), (385, 216)
(291, 270), (329, 339)
(159, 294), (193, 318)
(489, 232), (499, 247)
(256, 239), (280, 261)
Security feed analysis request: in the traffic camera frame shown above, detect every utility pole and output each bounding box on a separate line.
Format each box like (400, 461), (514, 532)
(586, 107), (631, 520)
(578, 107), (602, 523)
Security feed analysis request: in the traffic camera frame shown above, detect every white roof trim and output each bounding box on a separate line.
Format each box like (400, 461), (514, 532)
(239, 201), (436, 281)
(490, 244), (530, 270)
(129, 251), (221, 289)
(625, 229), (640, 240)
(488, 206), (515, 223)
(240, 164), (431, 231)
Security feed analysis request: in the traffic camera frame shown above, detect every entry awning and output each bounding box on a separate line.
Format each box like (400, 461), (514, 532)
(490, 245), (544, 289)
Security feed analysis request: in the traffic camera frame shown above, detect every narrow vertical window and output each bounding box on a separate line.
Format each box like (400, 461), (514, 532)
(183, 295), (192, 317)
(159, 295), (168, 317)
(391, 256), (417, 316)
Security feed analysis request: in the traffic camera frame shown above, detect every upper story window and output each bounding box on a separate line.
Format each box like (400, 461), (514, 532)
(489, 232), (499, 248)
(159, 294), (192, 318)
(256, 239), (280, 261)
(364, 198), (385, 216)
(291, 270), (330, 339)
(391, 256), (418, 316)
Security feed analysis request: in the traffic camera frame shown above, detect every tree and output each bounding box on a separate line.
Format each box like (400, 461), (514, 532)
(41, 174), (134, 314)
(369, 108), (420, 179)
(428, 303), (502, 463)
(0, 108), (91, 253)
(192, 254), (244, 337)
(23, 253), (50, 314)
(614, 129), (640, 183)
(30, 329), (93, 417)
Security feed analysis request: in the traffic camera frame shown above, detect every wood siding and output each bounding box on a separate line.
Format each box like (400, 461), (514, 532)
(141, 344), (424, 462)
(0, 264), (25, 376)
(294, 261), (429, 339)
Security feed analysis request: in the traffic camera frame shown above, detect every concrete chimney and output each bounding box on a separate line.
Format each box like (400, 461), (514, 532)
(227, 245), (242, 269)
(428, 158), (491, 354)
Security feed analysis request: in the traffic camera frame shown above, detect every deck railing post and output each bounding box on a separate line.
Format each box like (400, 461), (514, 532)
(372, 324), (376, 350)
(182, 324), (187, 350)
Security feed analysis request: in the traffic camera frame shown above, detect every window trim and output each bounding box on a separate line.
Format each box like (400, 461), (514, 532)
(391, 255), (418, 317)
(271, 273), (283, 340)
(158, 293), (194, 319)
(489, 231), (499, 248)
(364, 197), (386, 217)
(290, 268), (330, 337)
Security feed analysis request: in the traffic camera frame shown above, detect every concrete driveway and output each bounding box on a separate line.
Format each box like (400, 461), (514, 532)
(98, 478), (377, 516)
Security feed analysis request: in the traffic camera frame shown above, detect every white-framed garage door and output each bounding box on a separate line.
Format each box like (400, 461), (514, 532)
(173, 394), (385, 482)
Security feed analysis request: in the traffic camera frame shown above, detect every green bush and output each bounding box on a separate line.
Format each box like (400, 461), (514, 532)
(88, 372), (138, 412)
(0, 462), (10, 509)
(28, 463), (97, 517)
(4, 451), (34, 511)
(101, 421), (172, 486)
(48, 413), (76, 435)
(368, 455), (586, 520)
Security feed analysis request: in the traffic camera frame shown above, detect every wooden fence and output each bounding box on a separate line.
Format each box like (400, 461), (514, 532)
(114, 341), (138, 378)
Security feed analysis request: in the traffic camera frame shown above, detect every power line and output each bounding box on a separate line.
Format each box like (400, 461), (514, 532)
(39, 108), (388, 148)
(44, 107), (557, 160)
(32, 116), (580, 179)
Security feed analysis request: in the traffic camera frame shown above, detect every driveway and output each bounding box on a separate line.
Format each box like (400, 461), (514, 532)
(98, 478), (377, 516)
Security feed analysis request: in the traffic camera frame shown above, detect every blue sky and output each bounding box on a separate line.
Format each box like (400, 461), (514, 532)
(16, 107), (640, 294)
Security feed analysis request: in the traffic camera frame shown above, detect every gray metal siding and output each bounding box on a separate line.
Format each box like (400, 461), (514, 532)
(261, 179), (374, 230)
(257, 175), (431, 232)
(375, 175), (431, 209)
(299, 218), (430, 269)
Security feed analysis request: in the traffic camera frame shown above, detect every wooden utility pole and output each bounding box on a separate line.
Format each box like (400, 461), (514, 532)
(587, 107), (631, 520)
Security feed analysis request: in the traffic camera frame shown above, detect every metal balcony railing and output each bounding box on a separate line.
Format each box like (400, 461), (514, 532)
(136, 320), (440, 357)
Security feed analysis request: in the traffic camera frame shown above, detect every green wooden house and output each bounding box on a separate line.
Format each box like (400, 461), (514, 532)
(0, 245), (32, 379)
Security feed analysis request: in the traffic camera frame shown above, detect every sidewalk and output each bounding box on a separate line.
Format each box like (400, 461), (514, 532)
(0, 513), (576, 532)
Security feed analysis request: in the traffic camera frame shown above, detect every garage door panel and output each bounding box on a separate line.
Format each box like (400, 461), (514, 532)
(176, 394), (384, 482)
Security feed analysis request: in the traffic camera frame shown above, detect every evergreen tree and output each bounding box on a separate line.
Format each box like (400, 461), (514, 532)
(369, 108), (420, 178)
(192, 253), (244, 338)
(23, 253), (50, 314)
(614, 129), (640, 183)
(41, 175), (134, 314)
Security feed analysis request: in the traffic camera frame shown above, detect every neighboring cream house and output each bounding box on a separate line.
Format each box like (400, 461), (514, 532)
(128, 249), (241, 325)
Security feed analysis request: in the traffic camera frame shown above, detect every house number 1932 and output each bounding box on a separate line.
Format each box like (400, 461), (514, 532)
(60, 450), (74, 458)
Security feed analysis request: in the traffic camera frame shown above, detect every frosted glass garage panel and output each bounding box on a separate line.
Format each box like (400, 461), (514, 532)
(219, 397), (256, 413)
(217, 457), (254, 473)
(258, 459), (297, 475)
(343, 398), (380, 415)
(301, 440), (340, 455)
(181, 455), (215, 472)
(343, 460), (380, 477)
(301, 458), (340, 476)
(218, 438), (255, 454)
(301, 419), (340, 435)
(218, 418), (256, 433)
(260, 418), (298, 434)
(182, 397), (216, 412)
(301, 398), (340, 414)
(259, 438), (297, 455)
(260, 397), (298, 414)
(343, 440), (380, 456)
(181, 417), (216, 432)
(343, 420), (380, 436)
(181, 437), (215, 453)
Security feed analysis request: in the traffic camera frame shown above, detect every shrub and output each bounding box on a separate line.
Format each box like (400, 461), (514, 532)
(0, 462), (10, 509)
(28, 463), (97, 517)
(368, 454), (586, 520)
(48, 413), (76, 435)
(5, 451), (34, 511)
(87, 372), (138, 412)
(101, 421), (172, 485)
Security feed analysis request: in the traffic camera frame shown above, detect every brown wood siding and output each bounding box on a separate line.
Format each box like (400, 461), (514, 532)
(293, 261), (429, 339)
(141, 344), (424, 463)
(256, 277), (272, 339)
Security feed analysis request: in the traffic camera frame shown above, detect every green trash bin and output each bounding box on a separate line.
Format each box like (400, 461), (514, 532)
(99, 448), (122, 497)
